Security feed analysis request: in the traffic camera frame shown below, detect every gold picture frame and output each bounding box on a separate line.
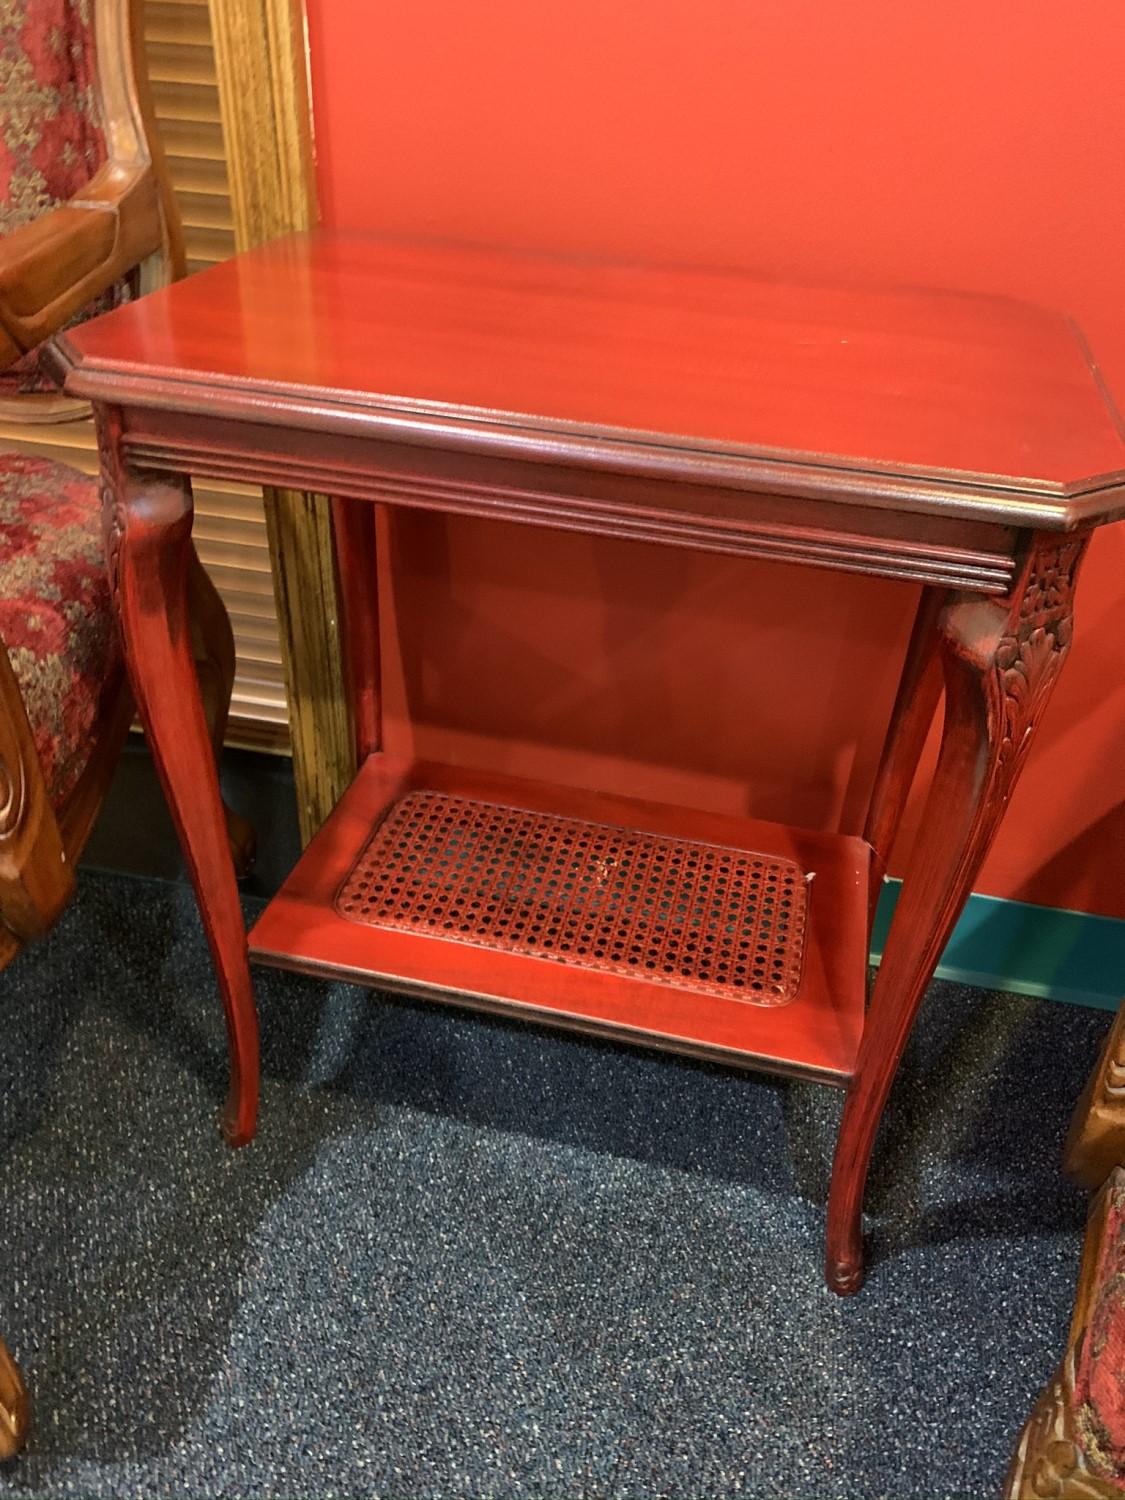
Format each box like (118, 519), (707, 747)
(206, 0), (352, 841)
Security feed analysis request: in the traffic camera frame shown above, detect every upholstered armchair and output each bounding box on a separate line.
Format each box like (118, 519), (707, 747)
(0, 0), (251, 1458)
(1004, 1011), (1125, 1497)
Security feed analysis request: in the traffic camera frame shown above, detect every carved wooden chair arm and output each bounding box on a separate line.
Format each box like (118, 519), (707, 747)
(0, 633), (73, 944)
(1063, 998), (1125, 1190)
(0, 161), (161, 371)
(0, 1333), (29, 1460)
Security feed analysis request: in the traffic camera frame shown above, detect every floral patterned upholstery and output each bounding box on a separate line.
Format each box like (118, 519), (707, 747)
(0, 0), (115, 395)
(1075, 1177), (1125, 1489)
(0, 0), (105, 233)
(0, 452), (117, 808)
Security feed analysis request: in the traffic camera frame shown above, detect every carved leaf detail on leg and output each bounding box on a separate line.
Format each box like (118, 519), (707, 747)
(95, 407), (128, 610)
(994, 538), (1083, 795)
(100, 474), (126, 608)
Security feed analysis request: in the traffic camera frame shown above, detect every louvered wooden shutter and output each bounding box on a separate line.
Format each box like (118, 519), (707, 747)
(0, 0), (290, 750)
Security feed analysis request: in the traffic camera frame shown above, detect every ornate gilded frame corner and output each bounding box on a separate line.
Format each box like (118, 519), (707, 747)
(205, 0), (352, 842)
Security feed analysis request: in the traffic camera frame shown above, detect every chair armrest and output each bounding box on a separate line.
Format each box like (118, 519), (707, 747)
(0, 640), (74, 943)
(0, 160), (161, 365)
(1064, 1000), (1125, 1189)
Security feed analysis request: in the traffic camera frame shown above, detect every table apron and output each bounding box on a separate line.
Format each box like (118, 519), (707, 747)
(119, 408), (1023, 594)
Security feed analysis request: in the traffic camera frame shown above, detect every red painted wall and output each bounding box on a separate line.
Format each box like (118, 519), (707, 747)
(305, 0), (1125, 919)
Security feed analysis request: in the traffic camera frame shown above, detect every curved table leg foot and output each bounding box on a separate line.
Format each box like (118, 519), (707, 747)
(826, 1247), (866, 1298)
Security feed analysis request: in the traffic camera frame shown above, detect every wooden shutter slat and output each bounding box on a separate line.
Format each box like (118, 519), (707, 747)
(164, 157), (229, 195)
(159, 119), (226, 159)
(181, 225), (237, 262)
(146, 41), (217, 84)
(145, 4), (212, 43)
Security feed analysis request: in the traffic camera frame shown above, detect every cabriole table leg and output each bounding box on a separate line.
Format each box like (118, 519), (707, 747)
(100, 417), (260, 1147)
(826, 531), (1090, 1294)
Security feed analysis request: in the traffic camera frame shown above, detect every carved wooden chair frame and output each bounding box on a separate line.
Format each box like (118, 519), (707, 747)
(0, 0), (247, 1458)
(0, 0), (183, 396)
(0, 0), (198, 953)
(1003, 1007), (1125, 1497)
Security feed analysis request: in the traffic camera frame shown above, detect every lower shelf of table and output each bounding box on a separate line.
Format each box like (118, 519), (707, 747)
(247, 754), (872, 1085)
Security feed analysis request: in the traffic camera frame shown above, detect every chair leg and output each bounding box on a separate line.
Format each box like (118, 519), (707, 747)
(186, 545), (256, 879)
(0, 1336), (30, 1460)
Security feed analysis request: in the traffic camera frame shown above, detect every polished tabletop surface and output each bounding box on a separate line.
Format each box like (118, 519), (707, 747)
(63, 230), (1125, 505)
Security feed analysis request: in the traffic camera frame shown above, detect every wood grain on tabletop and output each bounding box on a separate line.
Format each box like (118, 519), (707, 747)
(65, 230), (1125, 493)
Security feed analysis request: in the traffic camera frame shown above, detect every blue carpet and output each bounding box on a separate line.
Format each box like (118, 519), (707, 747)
(0, 870), (1111, 1498)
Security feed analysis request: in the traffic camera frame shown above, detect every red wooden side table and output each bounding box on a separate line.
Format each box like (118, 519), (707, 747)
(55, 232), (1125, 1294)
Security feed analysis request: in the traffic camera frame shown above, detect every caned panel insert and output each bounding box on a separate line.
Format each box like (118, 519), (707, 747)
(336, 790), (809, 1006)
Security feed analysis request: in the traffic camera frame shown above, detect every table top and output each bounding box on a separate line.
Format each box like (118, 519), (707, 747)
(60, 230), (1125, 526)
